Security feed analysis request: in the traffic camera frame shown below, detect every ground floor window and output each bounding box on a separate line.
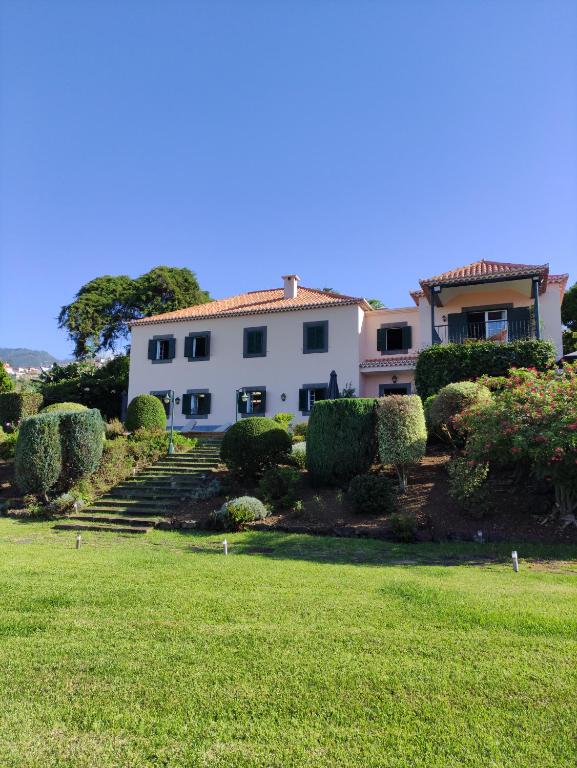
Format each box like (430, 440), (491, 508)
(299, 384), (328, 414)
(378, 384), (411, 396)
(150, 390), (171, 415)
(238, 387), (266, 415)
(182, 390), (211, 418)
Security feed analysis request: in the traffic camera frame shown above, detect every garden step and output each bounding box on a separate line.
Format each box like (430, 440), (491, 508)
(110, 489), (197, 499)
(67, 514), (159, 527)
(82, 506), (169, 516)
(91, 498), (170, 508)
(54, 522), (150, 534)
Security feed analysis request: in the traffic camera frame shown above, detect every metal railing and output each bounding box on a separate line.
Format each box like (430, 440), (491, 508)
(433, 320), (534, 345)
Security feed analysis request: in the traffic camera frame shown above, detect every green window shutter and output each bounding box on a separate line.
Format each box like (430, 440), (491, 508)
(377, 328), (387, 352)
(184, 337), (193, 358)
(237, 391), (248, 414)
(199, 393), (211, 415)
(308, 325), (323, 350)
(257, 390), (266, 413)
(299, 388), (308, 411)
(148, 340), (156, 360)
(448, 313), (468, 343)
(204, 334), (211, 358)
(181, 393), (192, 416)
(167, 338), (176, 359)
(401, 326), (412, 349)
(508, 307), (531, 340)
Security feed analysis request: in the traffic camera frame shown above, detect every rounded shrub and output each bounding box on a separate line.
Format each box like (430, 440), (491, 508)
(428, 381), (492, 443)
(210, 496), (269, 530)
(15, 414), (62, 498)
(376, 395), (427, 490)
(258, 465), (301, 509)
(59, 409), (105, 485)
(0, 363), (14, 393)
(306, 398), (377, 486)
(125, 394), (167, 432)
(220, 417), (292, 476)
(290, 441), (306, 469)
(42, 402), (88, 413)
(347, 472), (397, 515)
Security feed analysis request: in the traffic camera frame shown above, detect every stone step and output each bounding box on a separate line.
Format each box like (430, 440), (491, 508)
(110, 488), (197, 499)
(83, 505), (171, 516)
(91, 498), (169, 508)
(54, 522), (150, 534)
(68, 514), (159, 527)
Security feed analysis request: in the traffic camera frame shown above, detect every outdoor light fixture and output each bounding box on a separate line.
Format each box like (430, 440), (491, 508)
(442, 315), (447, 323)
(281, 393), (287, 402)
(392, 375), (398, 384)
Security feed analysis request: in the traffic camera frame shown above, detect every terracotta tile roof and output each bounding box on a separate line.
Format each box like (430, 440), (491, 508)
(548, 273), (570, 298)
(131, 287), (372, 326)
(360, 355), (418, 370)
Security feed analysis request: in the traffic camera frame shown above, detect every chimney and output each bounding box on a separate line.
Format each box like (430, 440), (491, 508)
(282, 274), (300, 299)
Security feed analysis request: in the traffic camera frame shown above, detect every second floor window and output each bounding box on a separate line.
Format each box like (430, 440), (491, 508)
(244, 327), (267, 358)
(303, 321), (328, 353)
(147, 337), (175, 362)
(185, 332), (211, 361)
(377, 325), (412, 354)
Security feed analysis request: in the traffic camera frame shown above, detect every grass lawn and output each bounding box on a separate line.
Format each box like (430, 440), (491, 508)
(1, 520), (577, 767)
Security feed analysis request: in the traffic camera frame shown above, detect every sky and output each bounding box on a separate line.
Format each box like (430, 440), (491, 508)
(1, 0), (576, 359)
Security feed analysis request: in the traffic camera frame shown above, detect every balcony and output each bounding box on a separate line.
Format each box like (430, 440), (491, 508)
(433, 319), (535, 345)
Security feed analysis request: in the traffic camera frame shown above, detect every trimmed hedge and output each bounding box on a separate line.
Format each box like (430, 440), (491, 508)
(428, 381), (492, 443)
(0, 392), (43, 429)
(347, 472), (397, 515)
(221, 417), (292, 476)
(376, 395), (427, 489)
(42, 402), (88, 413)
(59, 409), (104, 483)
(15, 414), (62, 497)
(414, 339), (556, 399)
(306, 398), (377, 485)
(125, 394), (167, 431)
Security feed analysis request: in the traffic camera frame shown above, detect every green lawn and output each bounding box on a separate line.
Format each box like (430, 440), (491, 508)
(1, 520), (576, 767)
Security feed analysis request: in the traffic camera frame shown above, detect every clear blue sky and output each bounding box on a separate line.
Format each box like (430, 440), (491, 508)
(1, 0), (576, 359)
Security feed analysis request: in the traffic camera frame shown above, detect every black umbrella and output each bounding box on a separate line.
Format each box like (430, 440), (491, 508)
(327, 370), (340, 399)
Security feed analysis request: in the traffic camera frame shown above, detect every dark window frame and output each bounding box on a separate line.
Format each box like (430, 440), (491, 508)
(182, 388), (211, 419)
(238, 386), (267, 416)
(378, 384), (411, 396)
(299, 382), (328, 414)
(243, 326), (267, 358)
(303, 320), (329, 354)
(149, 334), (175, 364)
(378, 322), (411, 355)
(185, 331), (211, 362)
(150, 390), (171, 416)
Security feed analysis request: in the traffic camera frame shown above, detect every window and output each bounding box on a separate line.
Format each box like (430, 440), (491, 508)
(379, 384), (411, 396)
(299, 384), (328, 414)
(147, 336), (175, 363)
(303, 321), (328, 354)
(466, 309), (508, 342)
(185, 332), (211, 361)
(238, 387), (266, 415)
(243, 326), (267, 358)
(150, 390), (171, 416)
(182, 390), (211, 419)
(376, 324), (412, 354)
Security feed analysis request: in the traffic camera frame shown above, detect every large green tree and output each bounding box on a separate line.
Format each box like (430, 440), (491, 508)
(561, 281), (577, 354)
(0, 361), (15, 393)
(59, 267), (210, 358)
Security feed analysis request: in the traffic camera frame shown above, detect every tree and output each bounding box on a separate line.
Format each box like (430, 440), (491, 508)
(0, 362), (15, 393)
(367, 298), (384, 309)
(562, 281), (577, 354)
(59, 267), (210, 358)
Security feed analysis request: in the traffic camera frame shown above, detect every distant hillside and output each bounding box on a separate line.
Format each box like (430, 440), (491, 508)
(0, 347), (60, 368)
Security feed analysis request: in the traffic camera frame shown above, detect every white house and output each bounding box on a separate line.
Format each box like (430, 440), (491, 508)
(127, 261), (568, 431)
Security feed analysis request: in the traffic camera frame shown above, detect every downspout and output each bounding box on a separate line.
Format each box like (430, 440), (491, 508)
(532, 277), (541, 340)
(430, 286), (438, 344)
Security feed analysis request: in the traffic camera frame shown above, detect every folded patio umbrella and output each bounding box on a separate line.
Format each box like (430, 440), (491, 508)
(327, 370), (340, 399)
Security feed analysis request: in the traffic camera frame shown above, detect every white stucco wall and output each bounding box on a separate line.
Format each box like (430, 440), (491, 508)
(539, 284), (563, 358)
(359, 307), (420, 360)
(128, 304), (363, 429)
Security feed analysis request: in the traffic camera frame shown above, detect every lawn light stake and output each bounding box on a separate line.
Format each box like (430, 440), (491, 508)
(511, 551), (519, 572)
(76, 534), (82, 550)
(223, 539), (228, 556)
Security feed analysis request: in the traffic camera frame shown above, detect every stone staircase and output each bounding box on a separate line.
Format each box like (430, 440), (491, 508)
(54, 437), (223, 534)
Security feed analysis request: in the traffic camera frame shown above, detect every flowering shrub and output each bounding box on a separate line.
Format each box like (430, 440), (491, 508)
(456, 365), (577, 523)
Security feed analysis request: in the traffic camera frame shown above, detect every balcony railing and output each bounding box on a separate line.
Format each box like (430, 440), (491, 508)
(433, 320), (534, 345)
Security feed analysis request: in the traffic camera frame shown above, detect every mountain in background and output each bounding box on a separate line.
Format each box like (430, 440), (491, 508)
(0, 347), (60, 368)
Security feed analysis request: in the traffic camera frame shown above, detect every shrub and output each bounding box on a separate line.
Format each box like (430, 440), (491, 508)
(376, 395), (427, 490)
(293, 422), (307, 439)
(306, 399), (377, 485)
(210, 496), (269, 530)
(290, 441), (306, 469)
(447, 457), (490, 514)
(428, 381), (492, 443)
(0, 363), (14, 393)
(15, 414), (62, 498)
(59, 409), (105, 485)
(125, 394), (167, 431)
(42, 402), (88, 413)
(389, 512), (418, 542)
(0, 428), (18, 460)
(273, 412), (294, 432)
(458, 365), (577, 522)
(128, 428), (196, 464)
(258, 466), (301, 509)
(0, 392), (43, 431)
(105, 418), (126, 439)
(221, 417), (292, 476)
(347, 472), (397, 515)
(415, 339), (556, 399)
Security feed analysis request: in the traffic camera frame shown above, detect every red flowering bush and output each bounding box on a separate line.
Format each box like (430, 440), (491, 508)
(456, 365), (577, 523)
